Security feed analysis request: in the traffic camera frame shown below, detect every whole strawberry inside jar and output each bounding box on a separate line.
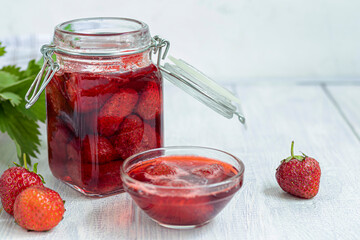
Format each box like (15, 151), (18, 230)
(37, 18), (164, 196)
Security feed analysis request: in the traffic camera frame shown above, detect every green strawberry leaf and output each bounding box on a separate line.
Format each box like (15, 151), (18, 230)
(0, 76), (31, 91)
(282, 156), (292, 162)
(13, 162), (21, 167)
(0, 71), (19, 89)
(1, 76), (46, 123)
(0, 43), (46, 166)
(0, 42), (5, 56)
(15, 141), (21, 158)
(14, 79), (46, 123)
(301, 151), (308, 158)
(33, 162), (38, 173)
(1, 65), (22, 77)
(293, 155), (304, 161)
(21, 60), (41, 79)
(0, 103), (42, 164)
(1, 60), (41, 80)
(0, 92), (22, 106)
(38, 174), (46, 184)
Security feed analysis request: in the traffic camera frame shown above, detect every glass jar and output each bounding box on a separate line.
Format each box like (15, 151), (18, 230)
(44, 18), (163, 196)
(26, 17), (246, 198)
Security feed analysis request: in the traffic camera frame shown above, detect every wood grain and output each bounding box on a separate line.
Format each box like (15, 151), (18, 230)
(1, 83), (360, 239)
(232, 84), (360, 240)
(326, 85), (360, 140)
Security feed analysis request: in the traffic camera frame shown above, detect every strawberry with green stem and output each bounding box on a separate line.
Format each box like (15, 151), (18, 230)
(0, 154), (45, 215)
(275, 141), (321, 199)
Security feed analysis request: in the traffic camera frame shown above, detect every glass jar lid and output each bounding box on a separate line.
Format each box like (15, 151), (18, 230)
(160, 56), (245, 124)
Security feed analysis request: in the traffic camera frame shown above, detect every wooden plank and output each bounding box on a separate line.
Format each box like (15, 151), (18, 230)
(229, 84), (360, 240)
(1, 83), (360, 239)
(326, 85), (360, 140)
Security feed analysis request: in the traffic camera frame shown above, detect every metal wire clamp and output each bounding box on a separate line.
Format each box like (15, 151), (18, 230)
(150, 36), (170, 66)
(25, 44), (59, 109)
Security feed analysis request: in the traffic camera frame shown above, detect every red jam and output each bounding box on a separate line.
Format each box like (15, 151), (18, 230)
(125, 156), (243, 226)
(46, 64), (163, 196)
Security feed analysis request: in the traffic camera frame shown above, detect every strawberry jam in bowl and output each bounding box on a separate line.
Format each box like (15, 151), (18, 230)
(44, 18), (163, 197)
(121, 146), (245, 229)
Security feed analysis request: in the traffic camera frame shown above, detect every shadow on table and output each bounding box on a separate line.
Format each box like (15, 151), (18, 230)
(263, 186), (304, 201)
(134, 210), (217, 239)
(82, 194), (138, 238)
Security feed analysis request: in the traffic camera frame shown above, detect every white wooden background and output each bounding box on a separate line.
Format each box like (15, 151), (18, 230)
(2, 0), (360, 81)
(1, 37), (360, 240)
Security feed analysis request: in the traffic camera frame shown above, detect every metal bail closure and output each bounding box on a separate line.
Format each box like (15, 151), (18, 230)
(25, 44), (59, 109)
(159, 56), (246, 124)
(150, 36), (245, 124)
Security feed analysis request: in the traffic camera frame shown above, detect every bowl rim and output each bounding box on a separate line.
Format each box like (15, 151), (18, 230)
(120, 146), (245, 190)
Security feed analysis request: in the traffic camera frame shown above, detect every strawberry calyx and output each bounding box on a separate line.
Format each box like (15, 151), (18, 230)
(13, 154), (46, 184)
(282, 141), (307, 163)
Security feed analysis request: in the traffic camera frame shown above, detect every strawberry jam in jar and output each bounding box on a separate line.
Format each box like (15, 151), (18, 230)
(44, 18), (163, 196)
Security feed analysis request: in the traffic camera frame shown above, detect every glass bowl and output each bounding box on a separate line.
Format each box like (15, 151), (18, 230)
(120, 146), (245, 229)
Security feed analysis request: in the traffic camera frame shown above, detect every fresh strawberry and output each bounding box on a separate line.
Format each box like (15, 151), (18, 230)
(13, 186), (65, 231)
(112, 114), (144, 160)
(98, 88), (139, 136)
(82, 135), (118, 164)
(136, 81), (161, 120)
(0, 162), (44, 215)
(276, 141), (321, 199)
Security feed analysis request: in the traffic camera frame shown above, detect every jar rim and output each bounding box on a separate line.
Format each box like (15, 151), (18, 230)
(53, 17), (152, 56)
(55, 17), (148, 37)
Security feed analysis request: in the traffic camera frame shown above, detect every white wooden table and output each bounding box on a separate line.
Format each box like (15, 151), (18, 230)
(1, 36), (360, 239)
